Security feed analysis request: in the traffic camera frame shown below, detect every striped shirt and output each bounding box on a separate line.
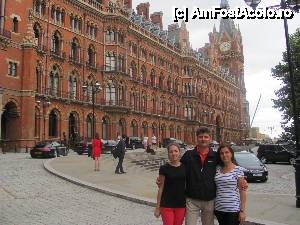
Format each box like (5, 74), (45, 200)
(214, 166), (245, 212)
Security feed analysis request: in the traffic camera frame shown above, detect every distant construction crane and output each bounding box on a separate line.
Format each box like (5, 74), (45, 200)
(250, 94), (262, 128)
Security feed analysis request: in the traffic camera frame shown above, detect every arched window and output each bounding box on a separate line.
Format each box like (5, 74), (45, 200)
(119, 119), (126, 136)
(102, 117), (108, 139)
(167, 76), (171, 90)
(105, 29), (116, 43)
(150, 69), (156, 87)
(129, 61), (137, 78)
(49, 109), (58, 137)
(151, 95), (156, 114)
(177, 126), (182, 140)
(184, 104), (192, 120)
(87, 44), (96, 66)
(33, 23), (43, 47)
(131, 120), (138, 137)
(161, 124), (166, 139)
(51, 31), (61, 54)
(159, 74), (164, 89)
(105, 52), (116, 71)
(105, 80), (116, 105)
(70, 38), (80, 62)
(118, 82), (125, 105)
(49, 65), (59, 96)
(169, 125), (175, 138)
(130, 92), (137, 110)
(68, 72), (77, 99)
(141, 95), (147, 112)
(152, 123), (157, 137)
(141, 65), (146, 83)
(142, 121), (148, 137)
(34, 0), (46, 16)
(12, 17), (19, 33)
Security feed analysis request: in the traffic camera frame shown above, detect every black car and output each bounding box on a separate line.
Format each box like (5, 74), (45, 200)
(257, 144), (296, 164)
(125, 136), (144, 149)
(75, 141), (92, 156)
(102, 139), (117, 154)
(234, 151), (268, 182)
(162, 138), (187, 149)
(30, 141), (67, 158)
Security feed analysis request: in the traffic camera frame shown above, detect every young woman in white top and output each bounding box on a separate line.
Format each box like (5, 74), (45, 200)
(214, 145), (247, 225)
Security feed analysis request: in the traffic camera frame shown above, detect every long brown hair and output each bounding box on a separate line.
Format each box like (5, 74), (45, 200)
(216, 144), (237, 166)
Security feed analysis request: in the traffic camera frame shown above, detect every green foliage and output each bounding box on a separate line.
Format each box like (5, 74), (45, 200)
(271, 28), (300, 141)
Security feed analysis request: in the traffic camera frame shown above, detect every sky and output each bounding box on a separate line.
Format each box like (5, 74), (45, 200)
(132, 0), (300, 138)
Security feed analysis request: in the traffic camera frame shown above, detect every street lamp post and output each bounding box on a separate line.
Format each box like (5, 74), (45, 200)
(243, 0), (300, 208)
(82, 81), (101, 139)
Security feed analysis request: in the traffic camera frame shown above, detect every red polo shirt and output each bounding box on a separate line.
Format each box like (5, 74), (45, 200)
(196, 146), (209, 166)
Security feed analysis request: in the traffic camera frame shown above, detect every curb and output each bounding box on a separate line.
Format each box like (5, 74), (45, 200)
(43, 158), (156, 207)
(43, 158), (289, 225)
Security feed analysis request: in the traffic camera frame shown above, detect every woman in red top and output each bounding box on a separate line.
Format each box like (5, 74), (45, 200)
(92, 133), (102, 171)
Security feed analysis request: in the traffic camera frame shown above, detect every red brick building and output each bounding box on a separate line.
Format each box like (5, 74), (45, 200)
(0, 0), (249, 152)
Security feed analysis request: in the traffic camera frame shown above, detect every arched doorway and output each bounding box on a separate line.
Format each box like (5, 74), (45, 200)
(69, 112), (79, 143)
(86, 114), (93, 140)
(216, 115), (222, 142)
(131, 120), (138, 137)
(49, 109), (59, 138)
(102, 117), (109, 140)
(1, 101), (20, 141)
(119, 118), (126, 136)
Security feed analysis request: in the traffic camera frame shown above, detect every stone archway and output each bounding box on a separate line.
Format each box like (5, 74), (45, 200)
(69, 112), (79, 143)
(1, 101), (20, 151)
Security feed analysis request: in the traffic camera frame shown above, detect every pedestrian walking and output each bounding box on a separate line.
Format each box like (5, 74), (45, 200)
(114, 134), (126, 174)
(92, 133), (102, 171)
(214, 145), (247, 225)
(152, 135), (157, 150)
(143, 136), (149, 150)
(154, 143), (186, 225)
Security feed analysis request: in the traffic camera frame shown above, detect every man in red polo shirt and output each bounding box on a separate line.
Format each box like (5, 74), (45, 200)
(180, 127), (217, 225)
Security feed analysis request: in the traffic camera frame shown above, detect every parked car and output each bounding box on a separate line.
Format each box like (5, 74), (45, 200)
(257, 144), (296, 164)
(75, 140), (92, 156)
(234, 151), (268, 182)
(209, 140), (219, 152)
(125, 136), (144, 149)
(102, 139), (117, 154)
(162, 138), (187, 149)
(30, 141), (67, 158)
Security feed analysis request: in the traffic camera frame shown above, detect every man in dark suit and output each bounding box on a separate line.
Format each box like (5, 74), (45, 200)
(115, 135), (126, 174)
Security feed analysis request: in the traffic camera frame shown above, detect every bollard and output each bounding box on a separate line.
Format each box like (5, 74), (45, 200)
(26, 145), (28, 153)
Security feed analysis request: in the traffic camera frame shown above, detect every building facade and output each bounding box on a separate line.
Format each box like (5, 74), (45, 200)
(0, 0), (249, 151)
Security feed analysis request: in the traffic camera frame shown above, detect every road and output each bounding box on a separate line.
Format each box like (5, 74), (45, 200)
(0, 153), (161, 225)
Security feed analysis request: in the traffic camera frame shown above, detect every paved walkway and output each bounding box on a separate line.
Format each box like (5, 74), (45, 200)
(45, 149), (300, 225)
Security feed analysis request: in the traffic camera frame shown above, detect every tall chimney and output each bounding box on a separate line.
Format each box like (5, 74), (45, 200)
(136, 2), (150, 20)
(150, 11), (163, 30)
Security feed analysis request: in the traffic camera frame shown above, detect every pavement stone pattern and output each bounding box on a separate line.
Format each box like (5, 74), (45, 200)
(0, 153), (163, 225)
(1, 151), (297, 225)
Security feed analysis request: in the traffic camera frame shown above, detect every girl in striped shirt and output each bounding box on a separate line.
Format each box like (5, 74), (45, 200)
(215, 145), (247, 225)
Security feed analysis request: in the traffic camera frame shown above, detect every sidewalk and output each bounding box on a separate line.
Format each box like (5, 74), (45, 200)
(44, 150), (299, 225)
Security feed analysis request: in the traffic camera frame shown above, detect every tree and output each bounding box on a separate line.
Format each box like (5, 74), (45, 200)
(271, 28), (300, 141)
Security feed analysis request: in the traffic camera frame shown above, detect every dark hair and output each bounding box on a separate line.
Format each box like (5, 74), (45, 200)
(216, 144), (237, 166)
(167, 143), (181, 153)
(196, 126), (211, 136)
(95, 133), (99, 140)
(122, 134), (127, 139)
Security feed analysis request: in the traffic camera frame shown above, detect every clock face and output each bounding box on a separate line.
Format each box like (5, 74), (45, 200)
(220, 41), (231, 52)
